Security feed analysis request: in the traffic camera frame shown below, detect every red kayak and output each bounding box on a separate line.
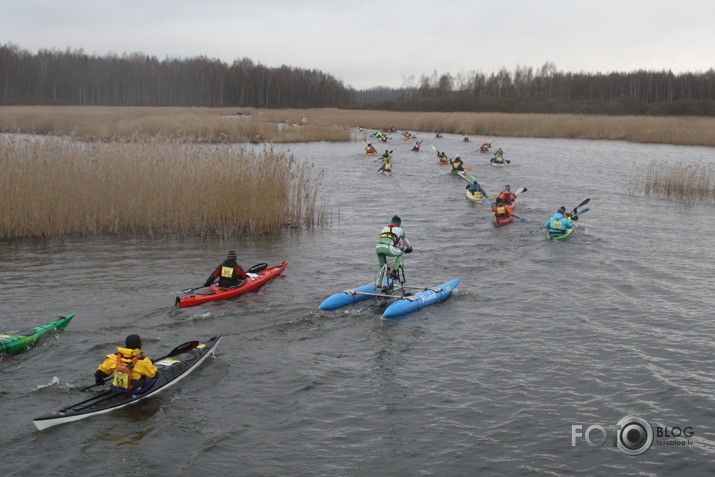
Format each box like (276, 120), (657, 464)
(493, 215), (514, 227)
(493, 204), (515, 226)
(176, 262), (288, 308)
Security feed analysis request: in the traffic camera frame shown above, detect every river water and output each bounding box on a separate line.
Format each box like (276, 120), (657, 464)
(2, 132), (715, 476)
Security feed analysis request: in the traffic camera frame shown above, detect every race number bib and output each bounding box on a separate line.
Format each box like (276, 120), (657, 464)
(221, 266), (234, 278)
(113, 372), (130, 389)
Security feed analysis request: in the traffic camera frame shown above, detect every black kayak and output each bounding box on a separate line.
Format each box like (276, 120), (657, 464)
(33, 336), (222, 431)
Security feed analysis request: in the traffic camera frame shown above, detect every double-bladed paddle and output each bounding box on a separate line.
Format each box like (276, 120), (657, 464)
(569, 198), (590, 216)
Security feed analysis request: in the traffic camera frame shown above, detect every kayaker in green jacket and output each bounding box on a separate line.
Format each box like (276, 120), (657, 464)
(375, 215), (412, 288)
(95, 334), (158, 391)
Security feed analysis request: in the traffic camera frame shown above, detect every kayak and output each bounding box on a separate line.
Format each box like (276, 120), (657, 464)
(383, 278), (461, 320)
(438, 161), (449, 165)
(33, 336), (221, 430)
(176, 262), (287, 308)
(465, 190), (492, 206)
(1, 314), (75, 356)
(493, 215), (513, 227)
(490, 160), (506, 167)
(547, 227), (574, 240)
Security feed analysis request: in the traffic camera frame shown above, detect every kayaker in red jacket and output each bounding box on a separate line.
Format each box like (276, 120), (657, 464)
(496, 185), (516, 206)
(204, 249), (248, 288)
(95, 334), (158, 391)
(491, 202), (516, 219)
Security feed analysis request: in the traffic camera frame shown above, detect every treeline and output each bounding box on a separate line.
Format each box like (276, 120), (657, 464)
(3, 44), (714, 116)
(352, 63), (715, 116)
(0, 43), (354, 107)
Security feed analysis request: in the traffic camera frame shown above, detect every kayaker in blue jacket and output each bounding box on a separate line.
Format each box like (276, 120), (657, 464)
(95, 334), (158, 391)
(546, 208), (574, 235)
(375, 215), (412, 289)
(466, 178), (488, 197)
(204, 249), (248, 288)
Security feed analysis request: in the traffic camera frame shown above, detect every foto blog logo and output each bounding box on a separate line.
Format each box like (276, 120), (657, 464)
(571, 415), (694, 456)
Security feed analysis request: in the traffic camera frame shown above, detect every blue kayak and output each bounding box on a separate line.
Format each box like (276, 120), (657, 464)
(382, 278), (461, 320)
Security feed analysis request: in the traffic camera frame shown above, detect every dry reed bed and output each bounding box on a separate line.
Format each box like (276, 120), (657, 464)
(0, 137), (326, 239)
(1, 106), (714, 147)
(298, 109), (715, 147)
(0, 106), (352, 144)
(631, 160), (715, 204)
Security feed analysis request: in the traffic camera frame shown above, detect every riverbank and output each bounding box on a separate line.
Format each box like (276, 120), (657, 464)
(1, 106), (714, 147)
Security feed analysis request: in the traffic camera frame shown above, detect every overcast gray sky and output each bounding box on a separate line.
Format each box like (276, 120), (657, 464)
(3, 0), (714, 90)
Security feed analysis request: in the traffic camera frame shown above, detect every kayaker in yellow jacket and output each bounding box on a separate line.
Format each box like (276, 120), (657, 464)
(95, 334), (158, 391)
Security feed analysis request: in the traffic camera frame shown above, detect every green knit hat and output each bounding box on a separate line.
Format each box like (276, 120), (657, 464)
(391, 215), (401, 225)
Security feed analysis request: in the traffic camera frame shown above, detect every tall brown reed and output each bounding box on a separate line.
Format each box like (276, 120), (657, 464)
(631, 160), (715, 204)
(2, 106), (714, 147)
(0, 137), (326, 239)
(0, 106), (352, 144)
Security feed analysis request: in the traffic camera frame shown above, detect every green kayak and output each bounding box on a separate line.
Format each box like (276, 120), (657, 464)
(0, 314), (75, 356)
(547, 227), (574, 240)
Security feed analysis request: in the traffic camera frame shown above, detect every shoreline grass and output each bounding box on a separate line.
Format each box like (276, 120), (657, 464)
(630, 160), (715, 205)
(0, 136), (326, 239)
(1, 106), (714, 147)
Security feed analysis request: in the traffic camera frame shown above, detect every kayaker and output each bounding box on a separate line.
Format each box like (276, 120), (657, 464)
(411, 140), (422, 151)
(365, 143), (376, 154)
(496, 185), (517, 206)
(377, 158), (392, 174)
(491, 149), (505, 163)
(450, 154), (465, 172)
(376, 215), (412, 289)
(204, 249), (248, 288)
(94, 334), (158, 391)
(466, 180), (488, 197)
(546, 208), (574, 235)
(480, 142), (490, 152)
(377, 152), (392, 173)
(437, 151), (448, 164)
(435, 132), (443, 138)
(491, 202), (516, 219)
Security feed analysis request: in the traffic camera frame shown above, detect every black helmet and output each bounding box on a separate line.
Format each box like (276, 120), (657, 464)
(125, 334), (142, 349)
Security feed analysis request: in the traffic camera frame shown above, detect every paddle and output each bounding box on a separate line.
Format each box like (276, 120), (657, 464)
(80, 340), (200, 392)
(571, 208), (589, 218)
(514, 215), (529, 223)
(181, 262), (268, 293)
(569, 198), (590, 216)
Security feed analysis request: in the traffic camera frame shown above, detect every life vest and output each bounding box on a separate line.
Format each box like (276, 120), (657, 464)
(497, 191), (513, 204)
(219, 264), (242, 287)
(112, 353), (139, 390)
(379, 225), (399, 245)
(494, 206), (509, 217)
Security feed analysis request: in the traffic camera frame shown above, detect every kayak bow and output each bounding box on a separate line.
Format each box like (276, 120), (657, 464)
(0, 314), (75, 356)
